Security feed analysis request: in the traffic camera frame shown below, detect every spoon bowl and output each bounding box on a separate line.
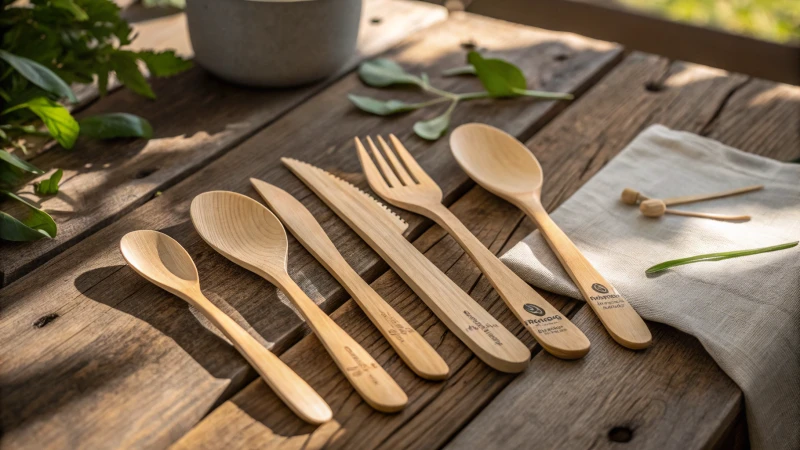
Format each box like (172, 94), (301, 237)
(120, 230), (200, 295)
(190, 191), (288, 280)
(450, 123), (543, 198)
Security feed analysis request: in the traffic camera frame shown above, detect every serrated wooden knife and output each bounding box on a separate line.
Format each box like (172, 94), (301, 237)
(281, 158), (531, 373)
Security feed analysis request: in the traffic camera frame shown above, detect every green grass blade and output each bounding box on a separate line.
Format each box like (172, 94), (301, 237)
(646, 241), (798, 274)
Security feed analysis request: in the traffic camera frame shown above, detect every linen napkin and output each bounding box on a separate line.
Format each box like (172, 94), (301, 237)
(501, 125), (799, 450)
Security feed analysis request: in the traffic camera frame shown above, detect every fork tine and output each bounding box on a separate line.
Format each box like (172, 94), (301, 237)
(366, 136), (401, 187)
(377, 136), (415, 186)
(389, 134), (436, 186)
(355, 137), (391, 195)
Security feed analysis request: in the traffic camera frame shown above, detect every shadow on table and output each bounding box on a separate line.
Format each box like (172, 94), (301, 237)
(75, 264), (241, 381)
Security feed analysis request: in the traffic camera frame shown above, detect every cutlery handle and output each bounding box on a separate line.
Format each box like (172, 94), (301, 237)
(663, 184), (763, 206)
(664, 209), (750, 221)
(274, 276), (408, 412)
(354, 227), (531, 373)
(429, 204), (590, 359)
(519, 199), (652, 349)
(187, 291), (332, 424)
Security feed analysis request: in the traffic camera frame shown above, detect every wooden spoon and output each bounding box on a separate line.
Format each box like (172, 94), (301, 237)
(119, 230), (332, 424)
(622, 185), (763, 206)
(190, 191), (408, 412)
(639, 199), (750, 221)
(450, 123), (651, 350)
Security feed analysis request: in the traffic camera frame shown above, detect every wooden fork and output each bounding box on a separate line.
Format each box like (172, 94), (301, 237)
(355, 135), (591, 359)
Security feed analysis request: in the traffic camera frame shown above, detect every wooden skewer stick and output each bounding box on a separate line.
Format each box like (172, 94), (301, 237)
(639, 199), (750, 221)
(621, 185), (763, 206)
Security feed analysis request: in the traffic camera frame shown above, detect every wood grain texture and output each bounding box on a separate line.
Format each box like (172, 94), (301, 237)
(251, 179), (450, 380)
(356, 134), (590, 359)
(451, 123), (651, 349)
(0, 0), (448, 287)
(189, 191), (408, 412)
(447, 53), (800, 449)
(0, 14), (621, 450)
(120, 230), (332, 424)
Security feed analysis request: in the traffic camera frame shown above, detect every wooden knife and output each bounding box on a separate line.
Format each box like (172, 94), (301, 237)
(281, 158), (531, 373)
(250, 178), (450, 380)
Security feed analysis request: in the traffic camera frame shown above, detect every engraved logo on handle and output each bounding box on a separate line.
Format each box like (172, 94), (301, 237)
(591, 283), (609, 294)
(523, 303), (546, 316)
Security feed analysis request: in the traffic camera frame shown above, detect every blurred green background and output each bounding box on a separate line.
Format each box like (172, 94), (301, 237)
(618, 0), (800, 43)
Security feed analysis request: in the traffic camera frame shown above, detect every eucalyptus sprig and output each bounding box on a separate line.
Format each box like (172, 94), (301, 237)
(645, 241), (798, 274)
(349, 51), (573, 141)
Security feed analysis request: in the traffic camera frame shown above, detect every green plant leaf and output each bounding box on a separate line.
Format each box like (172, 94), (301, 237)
(348, 94), (433, 116)
(3, 98), (79, 149)
(442, 65), (477, 76)
(110, 51), (155, 99)
(413, 102), (456, 140)
(137, 50), (193, 77)
(34, 169), (63, 196)
(0, 50), (77, 103)
(50, 0), (88, 20)
(358, 59), (423, 87)
(0, 149), (43, 174)
(467, 51), (526, 97)
(0, 190), (56, 241)
(79, 113), (153, 139)
(645, 241), (798, 274)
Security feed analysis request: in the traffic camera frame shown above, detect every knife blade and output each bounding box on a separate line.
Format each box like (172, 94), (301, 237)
(250, 177), (450, 380)
(282, 158), (530, 373)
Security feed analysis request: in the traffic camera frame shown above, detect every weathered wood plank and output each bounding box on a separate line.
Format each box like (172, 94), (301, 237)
(0, 0), (448, 287)
(445, 54), (800, 449)
(0, 14), (620, 450)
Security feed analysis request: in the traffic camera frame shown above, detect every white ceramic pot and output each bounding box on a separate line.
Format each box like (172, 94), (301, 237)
(186, 0), (362, 87)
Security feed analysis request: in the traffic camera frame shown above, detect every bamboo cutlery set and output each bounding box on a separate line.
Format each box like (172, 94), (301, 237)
(119, 123), (652, 424)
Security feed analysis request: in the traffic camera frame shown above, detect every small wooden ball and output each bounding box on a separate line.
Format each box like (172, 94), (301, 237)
(621, 188), (642, 205)
(640, 199), (666, 217)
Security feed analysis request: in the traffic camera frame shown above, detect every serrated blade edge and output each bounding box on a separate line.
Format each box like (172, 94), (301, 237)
(282, 158), (409, 234)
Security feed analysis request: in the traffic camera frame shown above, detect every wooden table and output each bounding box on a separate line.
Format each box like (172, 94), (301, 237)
(1, 1), (798, 448)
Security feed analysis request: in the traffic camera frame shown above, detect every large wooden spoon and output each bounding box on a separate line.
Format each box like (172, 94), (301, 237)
(450, 123), (652, 349)
(190, 191), (408, 412)
(119, 230), (332, 424)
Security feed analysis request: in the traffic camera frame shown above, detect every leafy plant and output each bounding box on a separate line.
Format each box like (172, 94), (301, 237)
(645, 241), (798, 274)
(0, 0), (193, 241)
(349, 51), (574, 141)
(34, 169), (63, 196)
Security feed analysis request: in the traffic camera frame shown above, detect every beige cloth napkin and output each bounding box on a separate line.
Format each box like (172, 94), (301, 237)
(501, 125), (799, 450)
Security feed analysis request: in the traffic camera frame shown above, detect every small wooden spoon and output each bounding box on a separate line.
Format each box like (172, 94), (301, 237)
(621, 185), (763, 206)
(639, 199), (750, 221)
(190, 191), (408, 412)
(119, 230), (332, 424)
(451, 123), (651, 350)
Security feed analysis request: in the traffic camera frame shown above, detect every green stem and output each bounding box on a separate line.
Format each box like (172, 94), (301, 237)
(422, 84), (460, 100)
(455, 91), (492, 101)
(645, 241), (798, 274)
(511, 88), (574, 100)
(413, 97), (451, 108)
